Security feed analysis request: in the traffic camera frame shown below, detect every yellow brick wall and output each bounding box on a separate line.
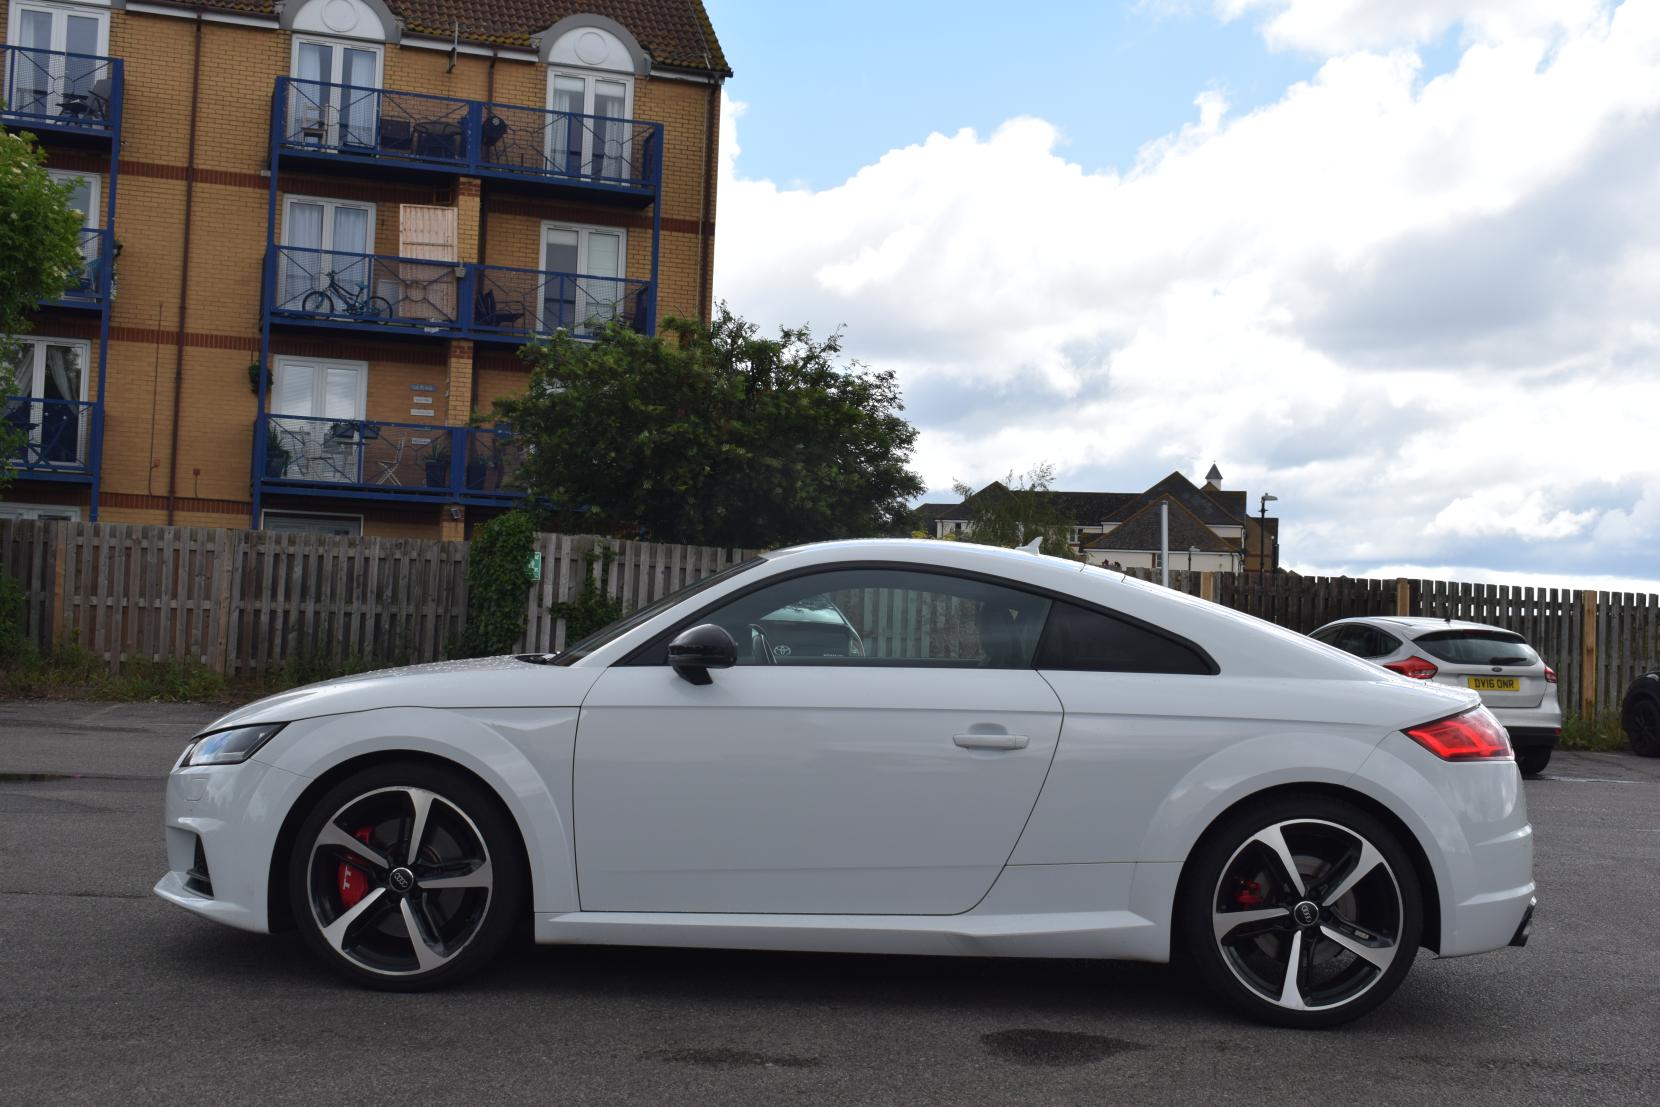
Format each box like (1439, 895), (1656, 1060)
(8, 9), (721, 535)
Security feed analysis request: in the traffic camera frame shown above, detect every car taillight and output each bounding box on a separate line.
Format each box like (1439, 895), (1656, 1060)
(1385, 655), (1438, 680)
(1404, 708), (1514, 762)
(1544, 665), (1557, 684)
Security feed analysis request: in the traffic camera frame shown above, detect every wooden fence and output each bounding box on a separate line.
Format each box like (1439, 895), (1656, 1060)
(0, 521), (753, 676)
(1, 519), (1655, 715)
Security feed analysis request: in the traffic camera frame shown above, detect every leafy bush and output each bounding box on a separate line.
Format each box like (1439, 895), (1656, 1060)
(451, 510), (538, 658)
(1559, 712), (1627, 752)
(0, 569), (37, 666)
(549, 542), (629, 643)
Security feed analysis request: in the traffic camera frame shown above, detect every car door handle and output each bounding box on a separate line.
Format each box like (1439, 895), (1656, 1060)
(953, 732), (1029, 751)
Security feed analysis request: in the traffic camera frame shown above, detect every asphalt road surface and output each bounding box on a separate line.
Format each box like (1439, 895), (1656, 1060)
(2, 700), (1657, 1105)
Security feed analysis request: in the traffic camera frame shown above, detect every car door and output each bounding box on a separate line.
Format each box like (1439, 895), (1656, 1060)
(573, 566), (1064, 916)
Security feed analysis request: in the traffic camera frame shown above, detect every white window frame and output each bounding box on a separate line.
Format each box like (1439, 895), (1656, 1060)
(538, 220), (627, 335)
(5, 1), (111, 120)
(545, 66), (635, 179)
(261, 510), (364, 536)
(9, 335), (90, 401)
(0, 502), (81, 522)
(288, 35), (384, 149)
(281, 194), (377, 253)
(45, 167), (98, 228)
(270, 354), (369, 419)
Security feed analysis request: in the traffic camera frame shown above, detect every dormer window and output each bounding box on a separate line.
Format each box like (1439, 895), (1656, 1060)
(281, 0), (394, 149)
(534, 17), (649, 182)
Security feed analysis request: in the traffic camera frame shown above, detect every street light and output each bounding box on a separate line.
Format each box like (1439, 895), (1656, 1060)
(1258, 493), (1278, 616)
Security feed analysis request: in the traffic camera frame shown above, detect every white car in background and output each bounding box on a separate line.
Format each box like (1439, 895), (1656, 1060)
(155, 540), (1536, 1028)
(1311, 617), (1561, 776)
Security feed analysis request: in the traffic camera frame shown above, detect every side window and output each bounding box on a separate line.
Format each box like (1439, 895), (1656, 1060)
(1361, 628), (1401, 658)
(1311, 626), (1342, 646)
(1033, 601), (1212, 675)
(691, 569), (1052, 668)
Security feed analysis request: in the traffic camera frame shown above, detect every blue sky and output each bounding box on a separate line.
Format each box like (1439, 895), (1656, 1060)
(707, 2), (1660, 590)
(705, 0), (1459, 187)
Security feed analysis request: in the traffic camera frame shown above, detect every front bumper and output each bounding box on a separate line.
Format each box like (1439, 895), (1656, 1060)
(153, 756), (310, 934)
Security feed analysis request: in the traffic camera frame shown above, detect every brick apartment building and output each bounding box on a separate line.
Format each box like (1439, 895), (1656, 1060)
(3, 0), (727, 538)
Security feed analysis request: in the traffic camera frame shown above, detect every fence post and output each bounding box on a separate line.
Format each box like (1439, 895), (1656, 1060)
(1199, 571), (1215, 603)
(1395, 578), (1411, 616)
(1581, 590), (1598, 719)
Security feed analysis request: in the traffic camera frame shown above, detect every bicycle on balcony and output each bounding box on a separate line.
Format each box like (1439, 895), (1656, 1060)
(301, 271), (393, 320)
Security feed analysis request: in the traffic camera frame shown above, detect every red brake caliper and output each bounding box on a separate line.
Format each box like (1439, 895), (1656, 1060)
(1233, 879), (1265, 908)
(337, 826), (375, 908)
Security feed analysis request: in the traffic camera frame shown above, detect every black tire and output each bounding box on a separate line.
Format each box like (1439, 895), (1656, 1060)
(1622, 676), (1660, 757)
(300, 289), (334, 315)
(286, 760), (523, 991)
(1179, 794), (1423, 1029)
(1516, 748), (1552, 777)
(363, 295), (394, 319)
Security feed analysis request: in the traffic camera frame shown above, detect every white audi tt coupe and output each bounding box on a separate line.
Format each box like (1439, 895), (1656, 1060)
(156, 540), (1535, 1027)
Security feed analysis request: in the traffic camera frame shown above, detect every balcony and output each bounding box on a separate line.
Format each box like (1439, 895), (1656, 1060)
(268, 246), (655, 342)
(273, 79), (662, 202)
(4, 396), (95, 480)
(43, 228), (113, 310)
(471, 264), (652, 343)
(258, 414), (524, 506)
(1, 44), (122, 141)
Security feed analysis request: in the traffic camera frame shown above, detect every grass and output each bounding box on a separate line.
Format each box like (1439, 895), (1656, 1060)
(1558, 712), (1630, 753)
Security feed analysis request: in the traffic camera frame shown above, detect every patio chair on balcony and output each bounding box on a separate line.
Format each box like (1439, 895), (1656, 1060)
(380, 116), (413, 153)
(474, 288), (525, 330)
(59, 78), (113, 123)
(372, 431), (407, 486)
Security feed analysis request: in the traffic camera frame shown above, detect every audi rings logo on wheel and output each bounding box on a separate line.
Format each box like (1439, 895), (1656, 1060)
(1293, 900), (1320, 927)
(389, 867), (415, 893)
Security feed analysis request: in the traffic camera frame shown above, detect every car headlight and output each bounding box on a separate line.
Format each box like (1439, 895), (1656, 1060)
(181, 723), (286, 767)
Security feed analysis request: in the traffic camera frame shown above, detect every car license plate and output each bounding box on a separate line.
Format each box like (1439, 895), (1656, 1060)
(1468, 677), (1520, 692)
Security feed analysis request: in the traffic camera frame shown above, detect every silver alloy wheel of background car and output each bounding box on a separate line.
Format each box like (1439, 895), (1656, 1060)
(1210, 818), (1405, 1015)
(305, 785), (494, 977)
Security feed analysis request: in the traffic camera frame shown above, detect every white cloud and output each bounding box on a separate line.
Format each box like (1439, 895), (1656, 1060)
(1217, 0), (1611, 54)
(714, 1), (1660, 588)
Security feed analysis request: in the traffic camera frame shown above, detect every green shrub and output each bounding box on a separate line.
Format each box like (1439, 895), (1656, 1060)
(1559, 712), (1627, 752)
(451, 510), (538, 658)
(0, 568), (37, 667)
(549, 541), (629, 643)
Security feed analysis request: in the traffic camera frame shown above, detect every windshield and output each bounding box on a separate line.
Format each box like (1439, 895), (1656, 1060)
(551, 556), (766, 665)
(1414, 629), (1540, 667)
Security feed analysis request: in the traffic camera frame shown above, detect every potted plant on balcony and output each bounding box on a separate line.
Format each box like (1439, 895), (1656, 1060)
(424, 439), (452, 488)
(264, 425), (291, 478)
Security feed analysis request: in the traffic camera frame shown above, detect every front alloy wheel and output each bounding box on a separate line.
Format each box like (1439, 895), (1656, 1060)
(1184, 798), (1422, 1027)
(289, 763), (521, 989)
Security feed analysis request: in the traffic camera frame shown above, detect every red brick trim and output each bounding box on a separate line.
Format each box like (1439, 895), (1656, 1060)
(103, 491), (250, 514)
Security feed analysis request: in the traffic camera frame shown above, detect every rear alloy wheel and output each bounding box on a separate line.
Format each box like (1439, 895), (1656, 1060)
(288, 762), (521, 990)
(1516, 748), (1552, 777)
(1182, 797), (1422, 1028)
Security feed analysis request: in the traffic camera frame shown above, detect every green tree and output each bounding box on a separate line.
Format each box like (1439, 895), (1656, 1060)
(950, 464), (1079, 559)
(1, 119), (86, 487)
(494, 305), (924, 548)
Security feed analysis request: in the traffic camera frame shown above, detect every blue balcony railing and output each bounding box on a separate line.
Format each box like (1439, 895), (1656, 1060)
(268, 245), (655, 341)
(1, 44), (122, 138)
(472, 264), (652, 341)
(271, 245), (463, 334)
(4, 396), (94, 477)
(45, 227), (112, 309)
(273, 78), (662, 195)
(258, 414), (525, 504)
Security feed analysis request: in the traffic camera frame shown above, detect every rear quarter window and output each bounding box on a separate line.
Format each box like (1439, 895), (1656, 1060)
(1034, 601), (1213, 675)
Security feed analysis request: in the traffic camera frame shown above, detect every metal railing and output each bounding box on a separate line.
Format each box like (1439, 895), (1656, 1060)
(48, 227), (112, 307)
(471, 264), (652, 340)
(1, 44), (121, 136)
(273, 78), (662, 192)
(271, 245), (463, 333)
(4, 396), (93, 474)
(259, 414), (524, 501)
(268, 247), (656, 341)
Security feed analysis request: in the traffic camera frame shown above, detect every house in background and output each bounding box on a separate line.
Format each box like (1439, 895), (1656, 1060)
(917, 464), (1281, 574)
(3, 0), (728, 538)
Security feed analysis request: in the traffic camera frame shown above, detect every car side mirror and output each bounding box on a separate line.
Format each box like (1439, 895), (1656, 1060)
(667, 624), (738, 685)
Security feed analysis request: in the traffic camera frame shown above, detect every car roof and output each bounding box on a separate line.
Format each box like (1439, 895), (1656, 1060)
(1319, 615), (1526, 637)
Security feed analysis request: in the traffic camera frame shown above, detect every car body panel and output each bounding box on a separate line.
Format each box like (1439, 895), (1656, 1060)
(574, 664), (1064, 914)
